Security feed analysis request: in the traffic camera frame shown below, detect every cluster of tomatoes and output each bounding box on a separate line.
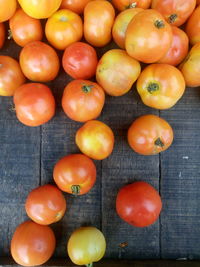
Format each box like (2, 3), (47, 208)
(1, 0), (200, 266)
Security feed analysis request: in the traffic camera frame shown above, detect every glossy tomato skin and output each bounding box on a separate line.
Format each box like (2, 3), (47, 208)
(14, 83), (55, 127)
(112, 0), (151, 10)
(62, 80), (105, 122)
(62, 42), (98, 79)
(96, 49), (141, 96)
(125, 9), (173, 63)
(151, 0), (196, 27)
(19, 41), (60, 82)
(84, 1), (115, 47)
(128, 115), (174, 155)
(67, 226), (106, 266)
(11, 221), (56, 266)
(76, 120), (115, 160)
(0, 23), (5, 49)
(0, 56), (25, 96)
(116, 182), (162, 227)
(137, 64), (185, 109)
(0, 0), (17, 22)
(186, 6), (200, 45)
(25, 184), (66, 225)
(53, 154), (96, 195)
(60, 0), (93, 14)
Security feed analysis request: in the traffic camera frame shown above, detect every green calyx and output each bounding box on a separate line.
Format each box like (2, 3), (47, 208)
(155, 138), (164, 148)
(82, 85), (94, 93)
(154, 20), (165, 29)
(71, 185), (81, 195)
(86, 263), (93, 267)
(168, 14), (177, 24)
(147, 82), (159, 94)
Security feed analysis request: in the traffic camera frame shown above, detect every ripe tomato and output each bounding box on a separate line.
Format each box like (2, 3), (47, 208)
(0, 56), (25, 96)
(186, 6), (200, 46)
(112, 0), (151, 10)
(125, 9), (172, 63)
(60, 0), (93, 14)
(19, 41), (60, 82)
(75, 120), (115, 160)
(11, 221), (55, 266)
(25, 184), (66, 225)
(67, 226), (106, 266)
(96, 49), (141, 96)
(151, 0), (196, 27)
(53, 154), (96, 195)
(197, 0), (200, 5)
(62, 42), (98, 79)
(62, 80), (105, 122)
(116, 181), (162, 227)
(45, 9), (83, 50)
(0, 0), (17, 22)
(18, 0), (62, 19)
(14, 83), (55, 127)
(0, 23), (5, 49)
(158, 26), (189, 66)
(137, 64), (185, 109)
(128, 115), (174, 155)
(84, 0), (115, 47)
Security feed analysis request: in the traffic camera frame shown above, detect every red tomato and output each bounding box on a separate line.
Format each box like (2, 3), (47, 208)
(9, 9), (43, 47)
(25, 184), (66, 225)
(60, 0), (93, 14)
(0, 56), (25, 96)
(62, 80), (105, 122)
(116, 181), (162, 227)
(62, 42), (98, 79)
(186, 5), (200, 45)
(14, 83), (55, 127)
(53, 154), (96, 195)
(11, 221), (56, 266)
(0, 23), (5, 49)
(112, 0), (151, 10)
(19, 41), (60, 82)
(0, 0), (17, 22)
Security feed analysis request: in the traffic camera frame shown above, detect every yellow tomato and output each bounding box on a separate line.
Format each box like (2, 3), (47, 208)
(0, 0), (17, 22)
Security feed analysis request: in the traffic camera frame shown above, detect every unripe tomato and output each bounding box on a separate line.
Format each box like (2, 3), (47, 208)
(186, 5), (200, 46)
(0, 0), (17, 22)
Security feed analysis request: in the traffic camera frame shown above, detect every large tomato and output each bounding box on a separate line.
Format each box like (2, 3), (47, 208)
(128, 115), (174, 155)
(53, 154), (96, 195)
(0, 23), (5, 49)
(125, 9), (172, 63)
(96, 49), (141, 96)
(0, 0), (17, 22)
(19, 41), (60, 82)
(186, 5), (200, 45)
(75, 120), (115, 160)
(60, 0), (93, 14)
(62, 80), (105, 122)
(137, 64), (185, 109)
(116, 181), (162, 227)
(112, 0), (151, 10)
(14, 83), (55, 127)
(151, 0), (196, 27)
(84, 0), (115, 47)
(25, 184), (66, 225)
(0, 56), (25, 96)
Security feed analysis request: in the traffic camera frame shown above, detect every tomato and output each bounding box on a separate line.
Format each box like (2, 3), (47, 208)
(45, 9), (83, 50)
(116, 181), (162, 227)
(137, 64), (185, 109)
(158, 26), (189, 66)
(151, 0), (196, 27)
(197, 0), (200, 5)
(18, 0), (62, 19)
(53, 154), (96, 195)
(14, 83), (55, 127)
(96, 49), (141, 96)
(186, 6), (200, 46)
(60, 0), (93, 14)
(112, 8), (143, 49)
(128, 115), (174, 155)
(25, 184), (66, 225)
(112, 0), (151, 10)
(84, 0), (115, 47)
(67, 226), (106, 266)
(19, 41), (60, 82)
(0, 0), (17, 22)
(75, 120), (115, 160)
(0, 23), (5, 49)
(125, 9), (172, 63)
(62, 80), (105, 122)
(62, 42), (98, 79)
(0, 56), (25, 97)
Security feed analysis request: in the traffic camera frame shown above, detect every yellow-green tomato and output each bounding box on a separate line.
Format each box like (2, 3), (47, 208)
(67, 226), (106, 266)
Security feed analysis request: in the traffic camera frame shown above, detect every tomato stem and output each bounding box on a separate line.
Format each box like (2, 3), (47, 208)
(147, 82), (159, 94)
(86, 263), (93, 267)
(7, 29), (12, 40)
(155, 138), (164, 148)
(154, 20), (165, 29)
(127, 2), (137, 8)
(168, 14), (177, 24)
(82, 85), (93, 93)
(71, 185), (81, 195)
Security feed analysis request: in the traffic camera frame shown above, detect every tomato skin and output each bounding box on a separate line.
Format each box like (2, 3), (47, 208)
(112, 0), (151, 10)
(84, 0), (115, 47)
(197, 0), (200, 5)
(137, 64), (185, 109)
(0, 23), (5, 49)
(125, 9), (172, 63)
(62, 80), (105, 122)
(25, 184), (66, 225)
(60, 0), (93, 14)
(75, 120), (115, 160)
(0, 0), (17, 22)
(96, 49), (141, 96)
(186, 6), (200, 46)
(14, 83), (55, 127)
(67, 226), (106, 266)
(11, 221), (56, 266)
(53, 154), (96, 195)
(62, 42), (98, 79)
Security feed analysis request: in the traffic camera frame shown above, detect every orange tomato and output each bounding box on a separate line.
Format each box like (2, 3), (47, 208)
(96, 49), (141, 96)
(60, 0), (93, 14)
(84, 0), (115, 47)
(0, 23), (5, 49)
(112, 0), (151, 10)
(125, 9), (172, 63)
(197, 0), (200, 5)
(186, 5), (200, 45)
(45, 9), (83, 50)
(0, 0), (17, 22)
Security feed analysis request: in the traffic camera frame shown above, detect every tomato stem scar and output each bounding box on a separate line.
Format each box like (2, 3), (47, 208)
(71, 185), (81, 195)
(147, 82), (159, 94)
(82, 85), (93, 93)
(127, 2), (137, 8)
(155, 137), (164, 147)
(154, 20), (165, 29)
(168, 14), (178, 24)
(60, 16), (68, 22)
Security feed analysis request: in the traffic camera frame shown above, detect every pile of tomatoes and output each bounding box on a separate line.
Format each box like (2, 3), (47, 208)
(1, 0), (200, 266)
